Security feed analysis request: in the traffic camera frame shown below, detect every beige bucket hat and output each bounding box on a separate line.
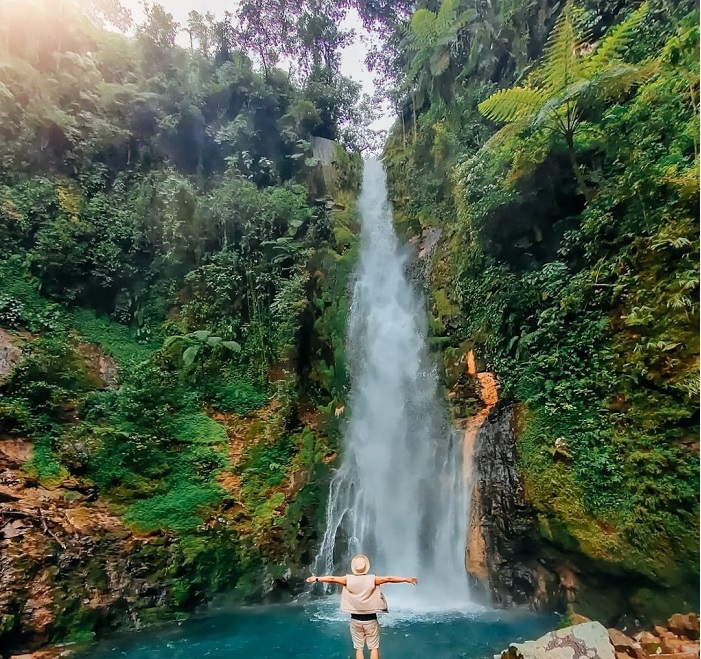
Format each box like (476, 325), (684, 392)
(351, 554), (370, 575)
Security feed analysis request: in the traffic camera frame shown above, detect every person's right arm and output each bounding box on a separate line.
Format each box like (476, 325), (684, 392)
(375, 576), (418, 585)
(306, 575), (347, 586)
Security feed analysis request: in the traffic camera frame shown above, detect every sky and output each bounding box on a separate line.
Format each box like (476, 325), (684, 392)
(120, 0), (395, 131)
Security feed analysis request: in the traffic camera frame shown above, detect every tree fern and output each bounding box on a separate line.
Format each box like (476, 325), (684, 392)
(479, 86), (546, 123)
(584, 3), (650, 74)
(478, 1), (653, 200)
(406, 0), (476, 93)
(540, 4), (586, 95)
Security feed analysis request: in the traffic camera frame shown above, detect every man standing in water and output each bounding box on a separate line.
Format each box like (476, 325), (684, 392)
(307, 554), (418, 659)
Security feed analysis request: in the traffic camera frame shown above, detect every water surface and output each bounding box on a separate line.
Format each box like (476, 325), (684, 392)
(82, 601), (556, 659)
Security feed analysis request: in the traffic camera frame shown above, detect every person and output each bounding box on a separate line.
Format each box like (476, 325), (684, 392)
(307, 554), (418, 659)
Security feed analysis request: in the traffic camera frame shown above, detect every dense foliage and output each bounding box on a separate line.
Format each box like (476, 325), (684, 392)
(0, 0), (363, 646)
(383, 0), (699, 615)
(0, 0), (698, 647)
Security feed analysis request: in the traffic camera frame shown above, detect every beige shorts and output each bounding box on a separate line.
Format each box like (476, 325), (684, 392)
(350, 618), (380, 649)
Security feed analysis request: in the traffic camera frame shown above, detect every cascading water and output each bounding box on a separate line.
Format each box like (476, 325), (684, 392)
(316, 159), (472, 610)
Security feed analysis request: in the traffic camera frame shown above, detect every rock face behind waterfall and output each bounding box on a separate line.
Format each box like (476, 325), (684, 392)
(469, 402), (561, 608)
(469, 402), (698, 624)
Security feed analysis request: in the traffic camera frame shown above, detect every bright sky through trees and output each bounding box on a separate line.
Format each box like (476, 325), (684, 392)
(120, 0), (394, 131)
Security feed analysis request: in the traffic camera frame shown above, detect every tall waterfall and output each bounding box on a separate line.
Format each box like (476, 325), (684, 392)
(316, 159), (472, 610)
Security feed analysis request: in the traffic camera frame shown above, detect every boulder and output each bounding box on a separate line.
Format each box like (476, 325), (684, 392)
(660, 637), (700, 655)
(572, 615), (592, 625)
(634, 631), (662, 654)
(668, 615), (700, 641)
(656, 626), (677, 639)
(499, 621), (616, 659)
(608, 628), (644, 659)
(0, 328), (23, 382)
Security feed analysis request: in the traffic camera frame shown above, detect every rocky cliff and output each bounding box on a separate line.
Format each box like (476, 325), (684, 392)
(466, 399), (699, 624)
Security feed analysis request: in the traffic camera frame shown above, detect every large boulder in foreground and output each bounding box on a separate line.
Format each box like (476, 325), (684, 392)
(498, 621), (616, 659)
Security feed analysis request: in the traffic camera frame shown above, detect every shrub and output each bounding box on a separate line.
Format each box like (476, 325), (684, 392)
(124, 483), (225, 532)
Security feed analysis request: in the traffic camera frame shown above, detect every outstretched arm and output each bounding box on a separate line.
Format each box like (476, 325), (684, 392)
(375, 576), (418, 585)
(306, 575), (347, 586)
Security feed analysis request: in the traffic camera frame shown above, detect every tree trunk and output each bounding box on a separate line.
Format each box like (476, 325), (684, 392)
(566, 137), (593, 202)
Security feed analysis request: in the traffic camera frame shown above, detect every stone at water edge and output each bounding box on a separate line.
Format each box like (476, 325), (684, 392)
(497, 621), (616, 659)
(608, 628), (644, 659)
(634, 630), (662, 654)
(667, 614), (700, 641)
(660, 636), (700, 655)
(571, 615), (592, 625)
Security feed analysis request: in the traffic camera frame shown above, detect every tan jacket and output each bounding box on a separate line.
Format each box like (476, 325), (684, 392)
(340, 574), (389, 614)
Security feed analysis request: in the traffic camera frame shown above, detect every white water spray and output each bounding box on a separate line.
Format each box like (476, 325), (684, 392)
(316, 159), (472, 610)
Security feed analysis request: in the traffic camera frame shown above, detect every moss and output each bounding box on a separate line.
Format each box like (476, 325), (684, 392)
(24, 434), (68, 485)
(169, 411), (228, 445)
(72, 309), (156, 369)
(124, 482), (225, 532)
(516, 404), (681, 579)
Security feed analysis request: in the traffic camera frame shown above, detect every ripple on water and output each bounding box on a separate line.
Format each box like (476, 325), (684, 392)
(81, 599), (558, 659)
(308, 595), (488, 626)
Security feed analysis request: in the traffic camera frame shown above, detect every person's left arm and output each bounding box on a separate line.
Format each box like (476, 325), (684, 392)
(375, 576), (418, 585)
(306, 575), (347, 586)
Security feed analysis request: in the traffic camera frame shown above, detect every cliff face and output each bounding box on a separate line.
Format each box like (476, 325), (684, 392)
(466, 399), (700, 625)
(384, 0), (699, 626)
(467, 402), (554, 609)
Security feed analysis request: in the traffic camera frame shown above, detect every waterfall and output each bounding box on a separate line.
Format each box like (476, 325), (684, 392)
(316, 159), (472, 610)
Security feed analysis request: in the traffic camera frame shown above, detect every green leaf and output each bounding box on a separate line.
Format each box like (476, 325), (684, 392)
(221, 340), (241, 352)
(206, 336), (223, 346)
(479, 87), (546, 123)
(191, 330), (211, 342)
(182, 345), (200, 367)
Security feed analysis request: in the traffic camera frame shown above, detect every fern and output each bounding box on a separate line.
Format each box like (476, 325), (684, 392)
(478, 0), (654, 199)
(479, 87), (546, 123)
(407, 0), (477, 92)
(410, 9), (438, 43)
(541, 4), (586, 94)
(584, 3), (650, 74)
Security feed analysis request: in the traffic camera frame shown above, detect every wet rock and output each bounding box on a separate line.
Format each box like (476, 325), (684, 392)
(660, 636), (700, 655)
(668, 614), (700, 641)
(0, 328), (23, 382)
(498, 621), (616, 659)
(608, 628), (643, 659)
(75, 342), (118, 389)
(471, 403), (563, 609)
(309, 136), (340, 196)
(572, 615), (592, 625)
(470, 401), (700, 622)
(409, 227), (443, 260)
(634, 631), (662, 654)
(657, 626), (677, 638)
(0, 454), (176, 656)
(0, 439), (34, 467)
